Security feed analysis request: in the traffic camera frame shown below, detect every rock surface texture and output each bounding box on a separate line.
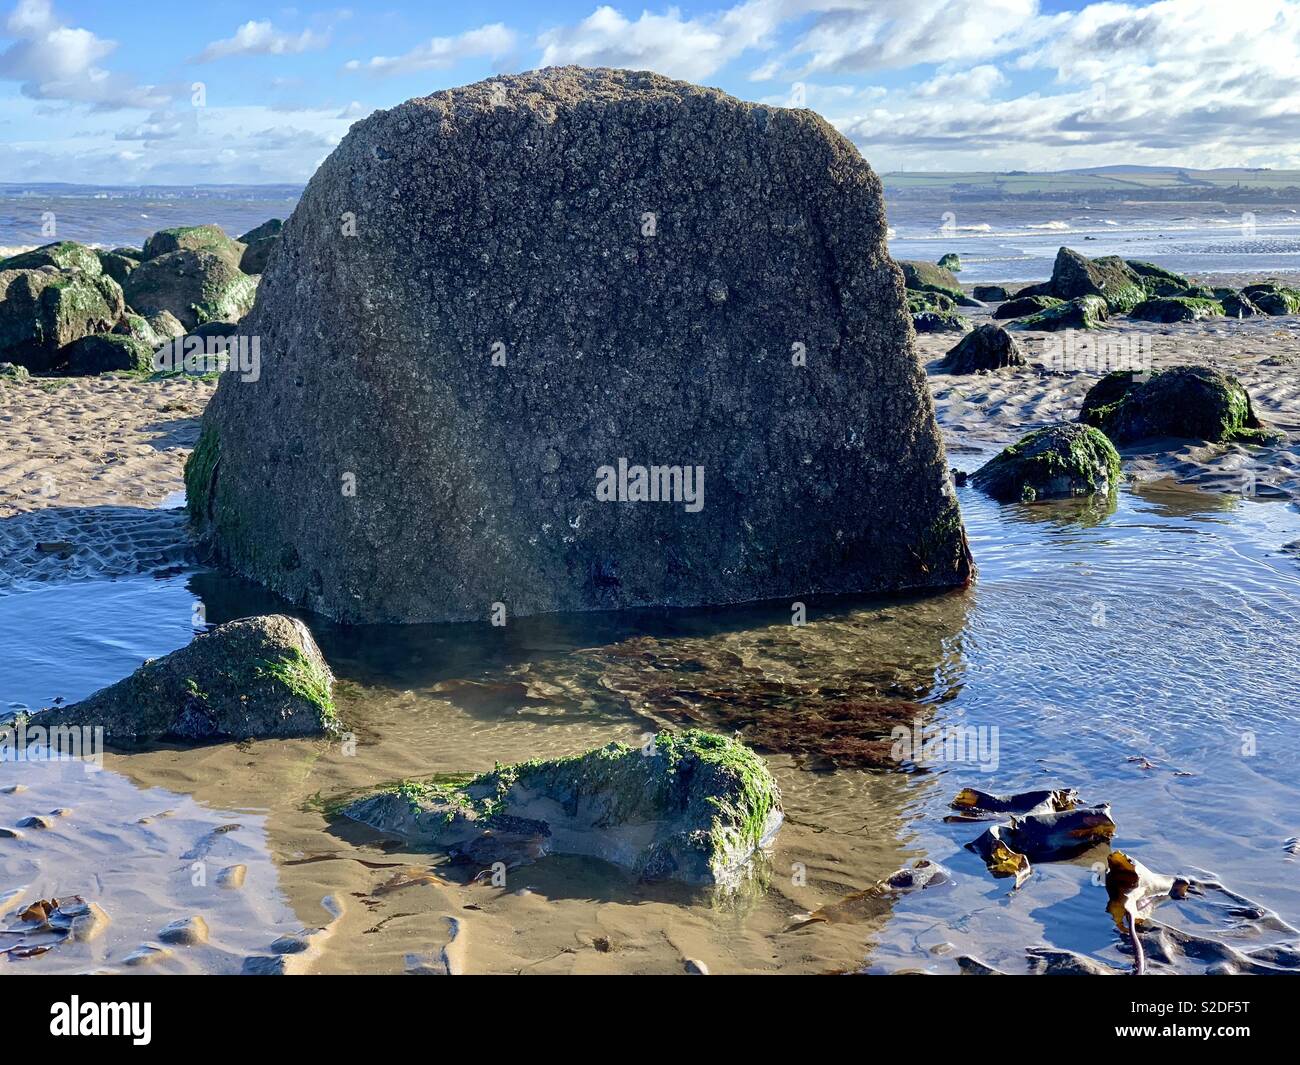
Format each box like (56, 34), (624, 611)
(190, 67), (970, 623)
(29, 614), (338, 744)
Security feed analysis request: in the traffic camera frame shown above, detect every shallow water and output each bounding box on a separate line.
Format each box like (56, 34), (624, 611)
(4, 470), (1300, 974)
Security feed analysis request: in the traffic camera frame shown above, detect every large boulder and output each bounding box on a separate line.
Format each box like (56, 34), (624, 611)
(1243, 282), (1300, 316)
(972, 284), (1009, 302)
(142, 225), (245, 265)
(0, 241), (103, 276)
(237, 219), (283, 274)
(64, 333), (153, 375)
(1049, 248), (1145, 313)
(28, 615), (338, 745)
(0, 267), (124, 370)
(938, 324), (1025, 373)
(123, 249), (258, 330)
(96, 249), (139, 286)
(1081, 365), (1277, 445)
(190, 67), (972, 624)
(340, 729), (782, 888)
(1125, 260), (1190, 296)
(972, 423), (1120, 503)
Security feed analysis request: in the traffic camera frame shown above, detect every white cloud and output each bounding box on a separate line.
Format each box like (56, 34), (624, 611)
(196, 20), (330, 63)
(538, 2), (783, 82)
(0, 0), (168, 109)
(913, 64), (1006, 99)
(345, 23), (516, 76)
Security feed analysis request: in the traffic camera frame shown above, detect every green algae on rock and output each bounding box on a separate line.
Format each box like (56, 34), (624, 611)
(911, 309), (971, 333)
(1081, 365), (1279, 446)
(1242, 282), (1300, 316)
(1128, 296), (1223, 323)
(0, 267), (124, 370)
(1013, 294), (1108, 331)
(142, 225), (246, 265)
(28, 615), (339, 745)
(237, 219), (283, 274)
(0, 241), (104, 277)
(971, 423), (1121, 503)
(123, 249), (258, 330)
(63, 333), (154, 375)
(937, 252), (962, 272)
(1048, 248), (1145, 313)
(340, 729), (783, 888)
(993, 294), (1062, 320)
(1125, 260), (1190, 296)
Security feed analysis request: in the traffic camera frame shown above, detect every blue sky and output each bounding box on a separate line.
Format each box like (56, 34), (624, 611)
(3, 0), (1299, 184)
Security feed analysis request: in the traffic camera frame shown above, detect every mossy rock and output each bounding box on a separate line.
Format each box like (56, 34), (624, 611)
(1214, 290), (1260, 318)
(1128, 296), (1223, 323)
(973, 284), (1010, 302)
(994, 294), (1062, 320)
(939, 324), (1025, 374)
(937, 253), (962, 271)
(972, 423), (1121, 503)
(1012, 281), (1053, 299)
(143, 225), (246, 265)
(907, 289), (956, 314)
(0, 241), (103, 277)
(97, 250), (139, 286)
(1049, 248), (1144, 312)
(1126, 260), (1190, 296)
(912, 309), (971, 333)
(0, 361), (30, 382)
(994, 294), (1063, 320)
(1245, 283), (1300, 315)
(339, 729), (783, 889)
(124, 249), (259, 330)
(898, 260), (979, 305)
(29, 615), (339, 745)
(0, 267), (124, 370)
(1013, 295), (1108, 331)
(112, 312), (164, 349)
(1081, 365), (1279, 446)
(64, 333), (154, 375)
(237, 219), (283, 274)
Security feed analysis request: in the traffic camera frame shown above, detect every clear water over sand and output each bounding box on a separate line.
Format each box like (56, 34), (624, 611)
(5, 473), (1299, 974)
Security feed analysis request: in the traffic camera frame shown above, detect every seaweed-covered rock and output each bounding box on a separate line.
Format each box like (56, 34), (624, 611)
(191, 67), (972, 624)
(340, 729), (782, 888)
(900, 259), (980, 306)
(938, 324), (1025, 373)
(1013, 294), (1108, 331)
(1125, 260), (1190, 296)
(1128, 296), (1223, 323)
(237, 219), (283, 274)
(0, 241), (103, 277)
(972, 285), (1009, 302)
(937, 252), (962, 271)
(112, 312), (165, 349)
(147, 309), (186, 341)
(912, 309), (971, 333)
(0, 267), (125, 370)
(28, 615), (338, 745)
(907, 289), (956, 314)
(0, 361), (29, 382)
(1244, 282), (1300, 316)
(142, 225), (245, 265)
(993, 294), (1062, 320)
(96, 249), (139, 286)
(971, 423), (1120, 503)
(64, 333), (154, 375)
(1216, 290), (1260, 318)
(1049, 247), (1145, 313)
(123, 249), (258, 330)
(1081, 365), (1277, 445)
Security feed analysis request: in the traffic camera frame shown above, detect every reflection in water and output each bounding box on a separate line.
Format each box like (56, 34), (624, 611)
(4, 477), (1300, 973)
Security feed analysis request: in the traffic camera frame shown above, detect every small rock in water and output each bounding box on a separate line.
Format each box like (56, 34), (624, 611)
(1, 784), (28, 795)
(0, 827), (22, 839)
(684, 958), (710, 975)
(16, 815), (52, 830)
(158, 915), (209, 946)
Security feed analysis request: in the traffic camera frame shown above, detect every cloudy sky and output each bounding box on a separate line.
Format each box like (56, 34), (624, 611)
(2, 0), (1299, 184)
